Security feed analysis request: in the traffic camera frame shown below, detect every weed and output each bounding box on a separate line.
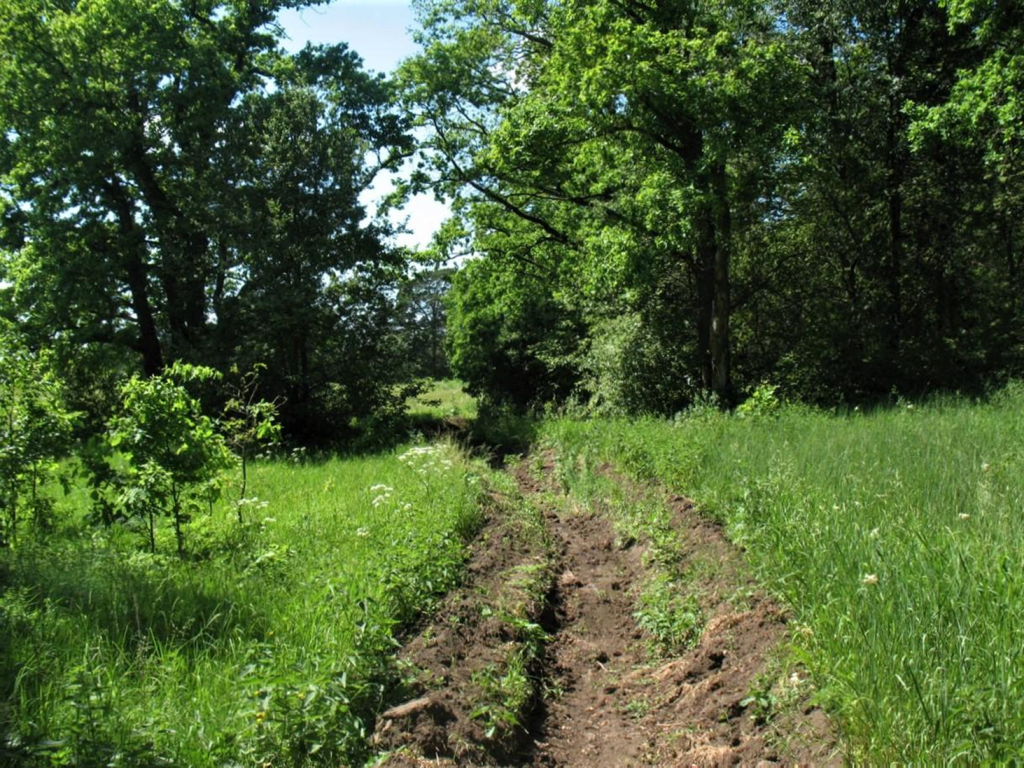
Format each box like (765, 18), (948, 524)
(469, 651), (532, 739)
(625, 697), (651, 720)
(634, 573), (704, 656)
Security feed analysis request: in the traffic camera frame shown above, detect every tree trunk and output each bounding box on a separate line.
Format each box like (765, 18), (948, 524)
(886, 111), (904, 363)
(124, 95), (209, 355)
(125, 252), (165, 376)
(172, 488), (185, 558)
(105, 177), (164, 376)
(709, 162), (732, 402)
(695, 248), (714, 392)
(694, 164), (732, 403)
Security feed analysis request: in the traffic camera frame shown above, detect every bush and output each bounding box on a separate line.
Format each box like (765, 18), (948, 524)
(107, 363), (233, 556)
(0, 321), (76, 545)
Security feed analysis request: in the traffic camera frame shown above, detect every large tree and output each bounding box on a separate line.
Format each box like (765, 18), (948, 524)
(0, 0), (412, 433)
(404, 0), (801, 404)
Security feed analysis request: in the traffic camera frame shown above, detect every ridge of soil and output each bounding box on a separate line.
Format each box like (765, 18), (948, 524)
(513, 462), (649, 766)
(372, 455), (838, 766)
(372, 487), (554, 766)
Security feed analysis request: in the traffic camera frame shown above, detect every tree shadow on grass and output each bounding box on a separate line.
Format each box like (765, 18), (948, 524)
(1, 543), (267, 657)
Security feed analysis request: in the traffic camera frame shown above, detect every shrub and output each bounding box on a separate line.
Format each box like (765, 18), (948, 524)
(107, 363), (233, 556)
(0, 321), (76, 545)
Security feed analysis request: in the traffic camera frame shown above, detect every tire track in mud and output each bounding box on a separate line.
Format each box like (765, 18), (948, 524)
(374, 454), (837, 766)
(513, 459), (837, 767)
(512, 463), (650, 766)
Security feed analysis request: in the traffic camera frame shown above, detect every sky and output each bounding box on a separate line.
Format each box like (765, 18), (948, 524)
(278, 1), (451, 252)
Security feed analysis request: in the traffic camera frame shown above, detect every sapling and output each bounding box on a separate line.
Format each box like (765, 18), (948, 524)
(0, 323), (76, 545)
(221, 364), (282, 523)
(108, 363), (232, 556)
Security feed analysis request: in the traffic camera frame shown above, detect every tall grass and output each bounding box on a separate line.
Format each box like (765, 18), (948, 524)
(0, 443), (486, 767)
(541, 387), (1024, 762)
(406, 379), (478, 422)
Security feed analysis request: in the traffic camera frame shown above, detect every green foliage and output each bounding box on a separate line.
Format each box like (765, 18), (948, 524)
(581, 312), (698, 415)
(395, 264), (457, 379)
(446, 257), (582, 408)
(107, 364), (233, 556)
(735, 383), (781, 419)
(407, 0), (806, 404)
(470, 650), (533, 739)
(406, 0), (1024, 409)
(0, 0), (414, 440)
(634, 573), (704, 657)
(0, 322), (75, 545)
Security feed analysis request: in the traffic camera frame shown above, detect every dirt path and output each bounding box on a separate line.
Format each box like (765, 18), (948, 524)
(375, 456), (836, 766)
(514, 464), (650, 766)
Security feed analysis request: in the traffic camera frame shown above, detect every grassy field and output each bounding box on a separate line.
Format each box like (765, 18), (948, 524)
(406, 379), (478, 424)
(540, 388), (1024, 762)
(0, 442), (487, 767)
(6, 377), (1024, 765)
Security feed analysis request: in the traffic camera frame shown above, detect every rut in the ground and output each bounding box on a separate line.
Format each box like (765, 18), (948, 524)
(374, 456), (836, 767)
(513, 465), (651, 766)
(513, 461), (837, 767)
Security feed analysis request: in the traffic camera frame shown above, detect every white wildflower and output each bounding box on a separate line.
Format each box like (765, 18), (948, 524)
(861, 573), (879, 586)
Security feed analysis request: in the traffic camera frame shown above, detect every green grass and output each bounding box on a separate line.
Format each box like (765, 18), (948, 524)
(0, 442), (488, 767)
(540, 386), (1024, 762)
(406, 379), (478, 422)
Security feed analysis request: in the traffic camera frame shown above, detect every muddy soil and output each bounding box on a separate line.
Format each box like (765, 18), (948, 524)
(374, 458), (837, 767)
(373, 487), (553, 765)
(514, 463), (650, 766)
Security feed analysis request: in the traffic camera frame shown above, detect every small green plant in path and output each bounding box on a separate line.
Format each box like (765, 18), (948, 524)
(634, 573), (704, 656)
(540, 386), (1024, 762)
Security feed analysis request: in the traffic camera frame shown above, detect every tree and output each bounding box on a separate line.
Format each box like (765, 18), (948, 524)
(395, 261), (458, 379)
(0, 321), (75, 545)
(447, 256), (582, 406)
(0, 0), (414, 436)
(404, 0), (803, 404)
(108, 363), (232, 556)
